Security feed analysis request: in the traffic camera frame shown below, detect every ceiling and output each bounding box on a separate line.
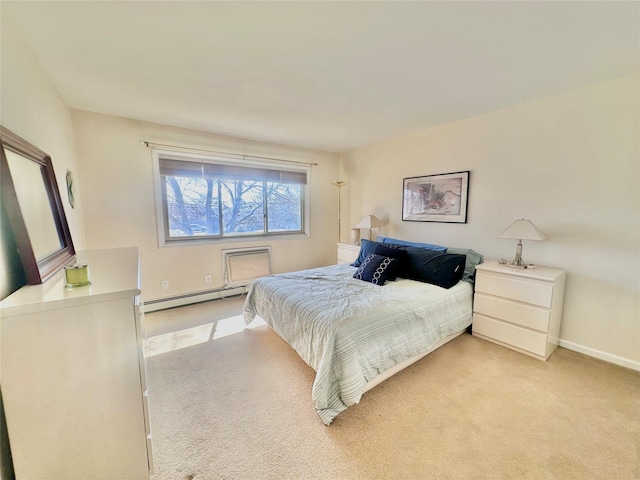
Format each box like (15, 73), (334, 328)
(3, 1), (638, 153)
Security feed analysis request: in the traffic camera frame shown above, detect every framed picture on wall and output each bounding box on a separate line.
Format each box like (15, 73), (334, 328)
(402, 170), (470, 223)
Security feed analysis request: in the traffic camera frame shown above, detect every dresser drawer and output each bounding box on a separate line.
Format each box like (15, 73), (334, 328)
(474, 293), (550, 333)
(473, 314), (548, 357)
(476, 272), (553, 308)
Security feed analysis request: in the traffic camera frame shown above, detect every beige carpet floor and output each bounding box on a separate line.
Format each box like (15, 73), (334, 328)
(145, 297), (640, 480)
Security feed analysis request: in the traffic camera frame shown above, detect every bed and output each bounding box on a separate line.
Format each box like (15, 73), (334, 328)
(243, 239), (482, 425)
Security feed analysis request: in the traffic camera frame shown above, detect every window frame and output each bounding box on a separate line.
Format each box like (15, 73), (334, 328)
(152, 149), (310, 247)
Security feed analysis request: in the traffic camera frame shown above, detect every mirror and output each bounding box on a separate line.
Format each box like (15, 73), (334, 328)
(1, 126), (75, 284)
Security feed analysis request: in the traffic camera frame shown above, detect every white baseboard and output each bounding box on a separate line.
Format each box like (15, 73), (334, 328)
(143, 286), (247, 313)
(558, 339), (640, 372)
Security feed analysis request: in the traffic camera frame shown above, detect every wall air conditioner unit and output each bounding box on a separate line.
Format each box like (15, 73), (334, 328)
(222, 247), (271, 288)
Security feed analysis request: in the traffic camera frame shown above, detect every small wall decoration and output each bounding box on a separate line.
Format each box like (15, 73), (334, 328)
(66, 170), (76, 208)
(402, 170), (470, 223)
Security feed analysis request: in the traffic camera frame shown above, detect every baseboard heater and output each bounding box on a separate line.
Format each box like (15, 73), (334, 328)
(143, 247), (271, 313)
(143, 286), (245, 313)
(223, 247), (271, 288)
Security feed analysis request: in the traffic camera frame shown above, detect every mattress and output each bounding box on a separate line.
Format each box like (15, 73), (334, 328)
(243, 263), (473, 425)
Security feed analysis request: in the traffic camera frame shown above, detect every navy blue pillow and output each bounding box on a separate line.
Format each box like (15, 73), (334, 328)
(417, 254), (467, 289)
(353, 254), (400, 286)
(398, 246), (445, 281)
(351, 240), (407, 280)
(377, 236), (447, 253)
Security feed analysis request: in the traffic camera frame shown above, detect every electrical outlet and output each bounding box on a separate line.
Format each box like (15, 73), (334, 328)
(204, 275), (212, 284)
(161, 280), (169, 290)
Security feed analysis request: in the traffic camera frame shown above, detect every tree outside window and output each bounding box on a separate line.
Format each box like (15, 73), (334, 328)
(159, 155), (306, 241)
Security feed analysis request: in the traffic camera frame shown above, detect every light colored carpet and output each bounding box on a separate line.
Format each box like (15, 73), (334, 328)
(145, 297), (640, 480)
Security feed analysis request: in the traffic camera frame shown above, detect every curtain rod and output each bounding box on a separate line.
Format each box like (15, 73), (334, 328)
(140, 140), (318, 167)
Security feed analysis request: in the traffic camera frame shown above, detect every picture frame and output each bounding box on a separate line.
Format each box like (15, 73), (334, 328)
(402, 170), (470, 223)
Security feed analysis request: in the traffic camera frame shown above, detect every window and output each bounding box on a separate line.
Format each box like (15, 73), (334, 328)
(154, 152), (308, 243)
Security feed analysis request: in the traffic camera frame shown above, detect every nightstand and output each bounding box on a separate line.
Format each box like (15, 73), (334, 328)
(337, 243), (360, 265)
(472, 261), (566, 360)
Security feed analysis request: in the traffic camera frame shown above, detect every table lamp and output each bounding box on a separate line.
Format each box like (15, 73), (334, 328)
(497, 219), (546, 268)
(354, 215), (386, 242)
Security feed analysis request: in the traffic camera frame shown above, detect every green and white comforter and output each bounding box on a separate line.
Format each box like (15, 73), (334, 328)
(243, 264), (473, 425)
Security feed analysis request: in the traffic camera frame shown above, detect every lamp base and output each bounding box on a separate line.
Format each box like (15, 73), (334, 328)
(510, 241), (527, 268)
(350, 228), (360, 245)
(509, 256), (528, 268)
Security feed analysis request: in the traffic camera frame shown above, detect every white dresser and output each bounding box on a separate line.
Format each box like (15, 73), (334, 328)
(472, 261), (566, 361)
(0, 247), (152, 479)
(337, 242), (360, 264)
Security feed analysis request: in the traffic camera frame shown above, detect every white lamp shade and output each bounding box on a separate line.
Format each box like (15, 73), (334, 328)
(497, 219), (546, 241)
(354, 215), (386, 229)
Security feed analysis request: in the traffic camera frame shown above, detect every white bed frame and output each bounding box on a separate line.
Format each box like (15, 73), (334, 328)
(362, 329), (466, 393)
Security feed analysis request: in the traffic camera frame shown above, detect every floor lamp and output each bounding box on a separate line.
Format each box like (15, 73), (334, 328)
(331, 181), (347, 242)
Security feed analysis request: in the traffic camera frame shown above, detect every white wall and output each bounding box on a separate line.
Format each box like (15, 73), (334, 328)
(0, 15), (87, 480)
(0, 16), (86, 297)
(71, 110), (339, 301)
(341, 74), (640, 366)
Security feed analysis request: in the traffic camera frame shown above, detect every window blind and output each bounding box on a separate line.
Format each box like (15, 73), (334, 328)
(159, 156), (307, 185)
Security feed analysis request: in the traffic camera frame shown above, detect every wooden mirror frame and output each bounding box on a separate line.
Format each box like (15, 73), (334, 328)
(0, 126), (75, 284)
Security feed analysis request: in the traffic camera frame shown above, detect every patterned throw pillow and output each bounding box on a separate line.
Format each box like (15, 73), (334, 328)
(351, 239), (407, 267)
(353, 253), (400, 286)
(351, 240), (407, 280)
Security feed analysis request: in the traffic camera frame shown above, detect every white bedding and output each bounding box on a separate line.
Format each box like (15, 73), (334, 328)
(243, 263), (473, 425)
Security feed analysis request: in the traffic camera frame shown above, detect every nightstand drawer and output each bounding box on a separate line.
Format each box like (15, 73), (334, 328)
(473, 314), (547, 357)
(474, 293), (550, 332)
(476, 272), (553, 308)
(337, 243), (360, 265)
